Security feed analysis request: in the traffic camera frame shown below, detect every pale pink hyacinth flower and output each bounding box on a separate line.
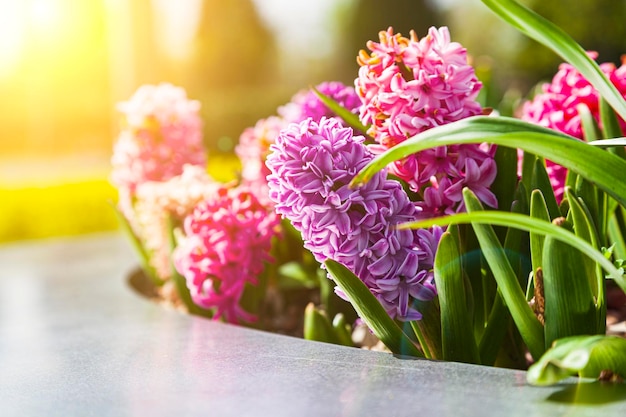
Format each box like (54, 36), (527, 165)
(235, 116), (288, 206)
(520, 53), (626, 202)
(111, 83), (207, 195)
(173, 186), (280, 324)
(133, 165), (219, 280)
(356, 27), (497, 216)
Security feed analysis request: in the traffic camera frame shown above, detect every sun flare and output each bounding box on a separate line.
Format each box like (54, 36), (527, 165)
(0, 1), (26, 77)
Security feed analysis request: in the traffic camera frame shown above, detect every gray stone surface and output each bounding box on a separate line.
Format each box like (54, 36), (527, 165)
(1, 232), (625, 416)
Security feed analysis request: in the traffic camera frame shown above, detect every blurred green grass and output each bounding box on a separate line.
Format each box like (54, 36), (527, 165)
(0, 153), (241, 243)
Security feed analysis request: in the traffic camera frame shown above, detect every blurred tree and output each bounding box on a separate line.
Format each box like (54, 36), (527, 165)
(190, 0), (277, 89)
(189, 0), (281, 152)
(333, 0), (443, 83)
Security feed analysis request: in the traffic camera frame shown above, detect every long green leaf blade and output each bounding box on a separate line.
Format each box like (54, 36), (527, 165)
(480, 0), (626, 121)
(542, 234), (598, 349)
(409, 299), (442, 360)
(110, 202), (163, 286)
(463, 189), (545, 360)
(324, 259), (423, 358)
(434, 232), (480, 364)
(351, 116), (626, 210)
(531, 158), (559, 220)
(400, 210), (626, 293)
(529, 190), (550, 276)
(564, 187), (602, 298)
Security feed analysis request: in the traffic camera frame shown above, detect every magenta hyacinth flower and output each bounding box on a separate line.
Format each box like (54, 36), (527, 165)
(266, 117), (443, 321)
(279, 81), (362, 124)
(173, 186), (279, 324)
(520, 53), (626, 201)
(111, 83), (207, 194)
(521, 52), (626, 139)
(355, 26), (497, 216)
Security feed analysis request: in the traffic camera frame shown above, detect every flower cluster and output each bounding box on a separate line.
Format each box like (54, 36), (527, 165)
(520, 53), (626, 201)
(173, 186), (279, 323)
(111, 83), (207, 195)
(110, 84), (280, 321)
(356, 26), (497, 216)
(266, 117), (442, 320)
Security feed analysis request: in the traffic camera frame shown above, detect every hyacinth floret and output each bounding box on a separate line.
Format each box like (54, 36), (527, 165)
(356, 26), (496, 216)
(266, 117), (442, 321)
(111, 83), (207, 194)
(520, 52), (626, 201)
(173, 187), (279, 324)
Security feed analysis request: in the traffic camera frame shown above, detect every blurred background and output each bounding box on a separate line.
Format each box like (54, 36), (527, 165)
(1, 0), (624, 242)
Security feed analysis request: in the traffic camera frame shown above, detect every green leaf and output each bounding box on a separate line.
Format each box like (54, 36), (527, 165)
(529, 190), (550, 275)
(542, 234), (598, 349)
(589, 138), (626, 148)
(303, 303), (340, 345)
(277, 261), (319, 289)
(110, 202), (164, 286)
(531, 158), (560, 220)
(563, 187), (602, 300)
(527, 335), (626, 386)
(462, 189), (546, 360)
(578, 104), (601, 142)
(480, 0), (626, 122)
(599, 98), (626, 162)
(312, 87), (371, 137)
(574, 174), (603, 242)
(434, 232), (480, 364)
(477, 200), (532, 367)
(491, 145), (519, 214)
(409, 298), (442, 360)
(351, 116), (626, 212)
(400, 207), (625, 285)
(479, 293), (509, 366)
(520, 152), (536, 202)
(324, 259), (423, 358)
(332, 313), (355, 347)
(608, 211), (626, 261)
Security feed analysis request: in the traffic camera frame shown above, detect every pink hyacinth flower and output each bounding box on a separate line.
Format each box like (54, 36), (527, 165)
(111, 83), (207, 194)
(173, 186), (279, 324)
(520, 52), (626, 202)
(355, 27), (497, 216)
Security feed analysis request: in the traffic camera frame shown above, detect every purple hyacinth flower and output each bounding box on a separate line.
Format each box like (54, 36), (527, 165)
(266, 117), (442, 321)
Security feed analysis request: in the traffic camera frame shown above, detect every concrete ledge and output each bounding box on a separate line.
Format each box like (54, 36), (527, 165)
(1, 233), (625, 416)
